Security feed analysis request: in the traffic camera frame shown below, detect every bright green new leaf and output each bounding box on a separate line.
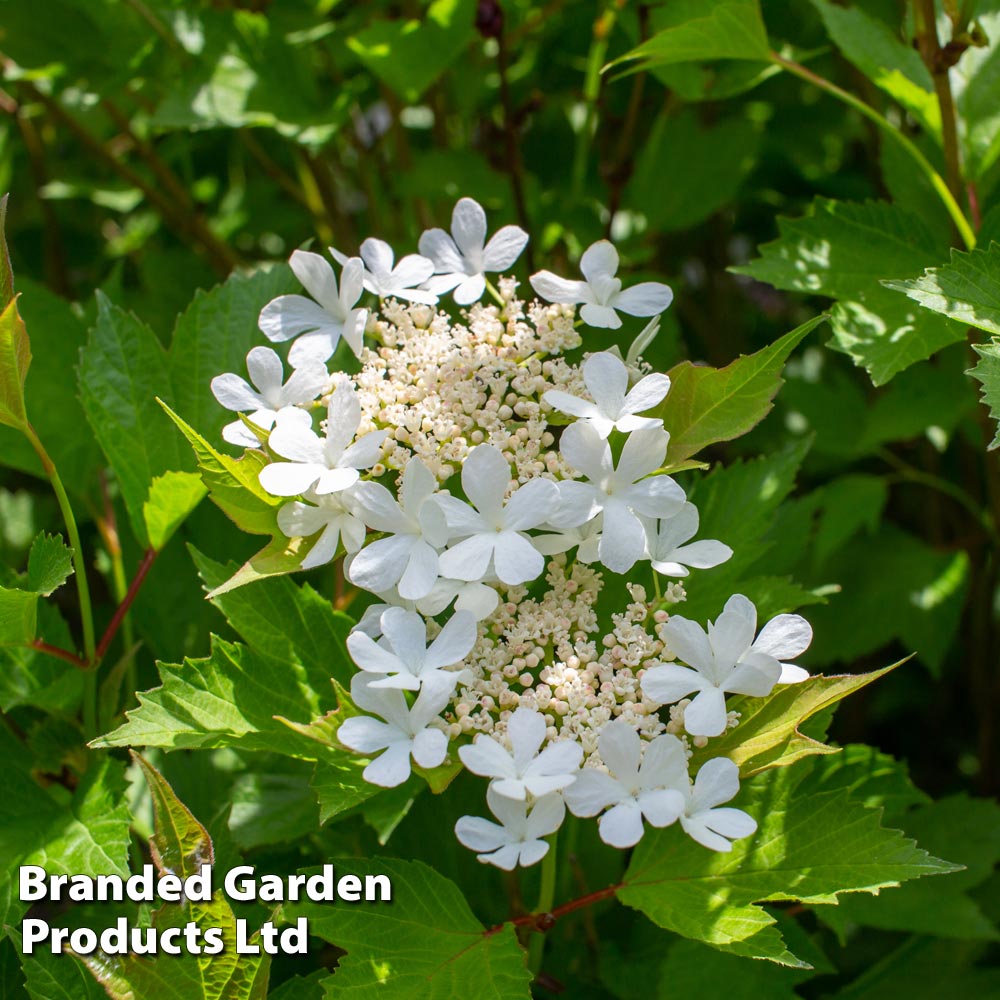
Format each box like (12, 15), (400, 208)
(78, 294), (189, 545)
(612, 0), (771, 72)
(617, 759), (958, 964)
(282, 858), (532, 998)
(734, 199), (964, 383)
(92, 635), (335, 758)
(688, 661), (904, 776)
(809, 0), (939, 135)
(79, 755), (271, 1000)
(0, 584), (37, 646)
(657, 316), (823, 464)
(968, 339), (1000, 448)
(25, 532), (73, 596)
(348, 0), (476, 103)
(0, 296), (30, 432)
(143, 471), (208, 552)
(884, 242), (1000, 336)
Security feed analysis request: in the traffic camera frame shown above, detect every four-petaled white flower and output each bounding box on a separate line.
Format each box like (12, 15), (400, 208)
(416, 577), (500, 620)
(555, 423), (685, 573)
(458, 707), (582, 801)
(346, 606), (476, 691)
(277, 489), (366, 570)
(678, 757), (757, 853)
(532, 513), (603, 564)
(641, 594), (812, 738)
(455, 786), (565, 870)
(210, 346), (327, 448)
(543, 351), (670, 439)
(258, 379), (387, 497)
(419, 197), (529, 304)
(563, 722), (686, 849)
(437, 444), (559, 585)
(645, 503), (732, 578)
(348, 458), (448, 600)
(331, 237), (437, 304)
(530, 240), (674, 329)
(259, 250), (367, 363)
(338, 671), (454, 788)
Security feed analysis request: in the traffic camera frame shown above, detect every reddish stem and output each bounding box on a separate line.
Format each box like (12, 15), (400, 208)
(94, 548), (157, 663)
(484, 884), (620, 937)
(31, 639), (88, 670)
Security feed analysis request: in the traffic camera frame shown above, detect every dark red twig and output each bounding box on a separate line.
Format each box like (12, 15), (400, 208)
(94, 548), (157, 662)
(484, 884), (619, 937)
(31, 639), (88, 670)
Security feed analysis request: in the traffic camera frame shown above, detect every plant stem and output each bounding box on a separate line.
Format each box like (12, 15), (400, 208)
(572, 3), (618, 198)
(527, 832), (559, 975)
(770, 50), (976, 250)
(94, 548), (157, 664)
(914, 0), (964, 211)
(23, 424), (95, 663)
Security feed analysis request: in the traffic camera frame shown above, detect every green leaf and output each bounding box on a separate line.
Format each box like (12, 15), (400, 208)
(0, 585), (37, 646)
(625, 109), (763, 233)
(190, 548), (354, 687)
(14, 927), (107, 1000)
(955, 10), (1000, 179)
(884, 242), (1000, 336)
(92, 635), (335, 757)
(0, 296), (30, 432)
(282, 858), (532, 998)
(79, 755), (271, 1000)
(808, 0), (939, 134)
(78, 294), (189, 545)
(734, 199), (964, 384)
(0, 194), (13, 311)
(822, 794), (1000, 941)
(969, 339), (1000, 448)
(617, 759), (958, 964)
(228, 761), (319, 849)
(0, 603), (82, 712)
(143, 471), (207, 552)
(658, 316), (823, 464)
(310, 757), (381, 825)
(348, 0), (476, 103)
(689, 661), (905, 776)
(612, 0), (771, 71)
(26, 532), (73, 596)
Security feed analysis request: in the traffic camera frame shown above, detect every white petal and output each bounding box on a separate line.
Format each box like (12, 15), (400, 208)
(479, 844), (523, 870)
(507, 707), (546, 773)
(418, 228), (465, 274)
(598, 801), (645, 848)
(280, 364), (328, 406)
(691, 757), (741, 811)
(314, 467), (361, 495)
(436, 495), (486, 538)
(638, 733), (688, 790)
(439, 534), (495, 582)
(454, 273), (486, 304)
(244, 346), (284, 397)
(680, 814), (734, 853)
(614, 281), (675, 317)
(258, 461), (324, 497)
(455, 815), (509, 854)
(616, 426), (669, 484)
(661, 617), (713, 671)
(290, 249), (342, 314)
(549, 481), (601, 529)
(348, 535), (413, 593)
(583, 352), (629, 412)
(530, 271), (588, 305)
(580, 240), (619, 285)
(453, 581), (500, 619)
(682, 687), (729, 738)
(725, 654), (781, 697)
(516, 839), (551, 868)
(638, 788), (685, 828)
(778, 662), (810, 684)
(411, 727), (448, 769)
(391, 253), (435, 289)
(622, 372), (671, 414)
(397, 541), (441, 601)
(559, 422), (611, 483)
(211, 373), (263, 411)
(338, 258), (366, 310)
(503, 478), (559, 532)
(598, 501), (646, 574)
(363, 742), (413, 787)
(709, 607), (757, 671)
(346, 630), (406, 678)
(597, 720), (641, 781)
(288, 327), (338, 364)
(492, 532), (545, 585)
(459, 736), (517, 782)
(350, 481), (409, 534)
(529, 739), (583, 779)
(463, 444), (509, 521)
(359, 237), (394, 275)
(482, 225), (529, 271)
(524, 793), (566, 840)
(451, 197), (488, 258)
(669, 539), (733, 570)
(259, 295), (335, 343)
(698, 806), (757, 841)
(337, 716), (394, 754)
(424, 610), (477, 670)
(542, 389), (599, 420)
(563, 770), (625, 817)
(222, 419), (262, 448)
(300, 522), (343, 570)
(753, 614), (813, 661)
(641, 663), (705, 705)
(580, 302), (622, 329)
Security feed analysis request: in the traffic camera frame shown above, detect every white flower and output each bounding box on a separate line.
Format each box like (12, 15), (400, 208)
(530, 240), (674, 329)
(277, 489), (366, 570)
(348, 458), (449, 600)
(678, 757), (757, 853)
(437, 444), (559, 586)
(641, 594), (813, 738)
(543, 351), (670, 439)
(259, 250), (367, 363)
(331, 237), (437, 304)
(210, 347), (327, 448)
(645, 503), (732, 578)
(338, 672), (454, 788)
(532, 514), (603, 564)
(455, 786), (565, 870)
(415, 577), (500, 620)
(458, 707), (582, 800)
(346, 606), (476, 691)
(563, 722), (685, 849)
(555, 423), (685, 574)
(418, 197), (529, 305)
(258, 379), (387, 497)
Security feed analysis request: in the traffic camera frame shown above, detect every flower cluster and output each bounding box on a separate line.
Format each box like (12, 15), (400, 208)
(211, 197), (814, 867)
